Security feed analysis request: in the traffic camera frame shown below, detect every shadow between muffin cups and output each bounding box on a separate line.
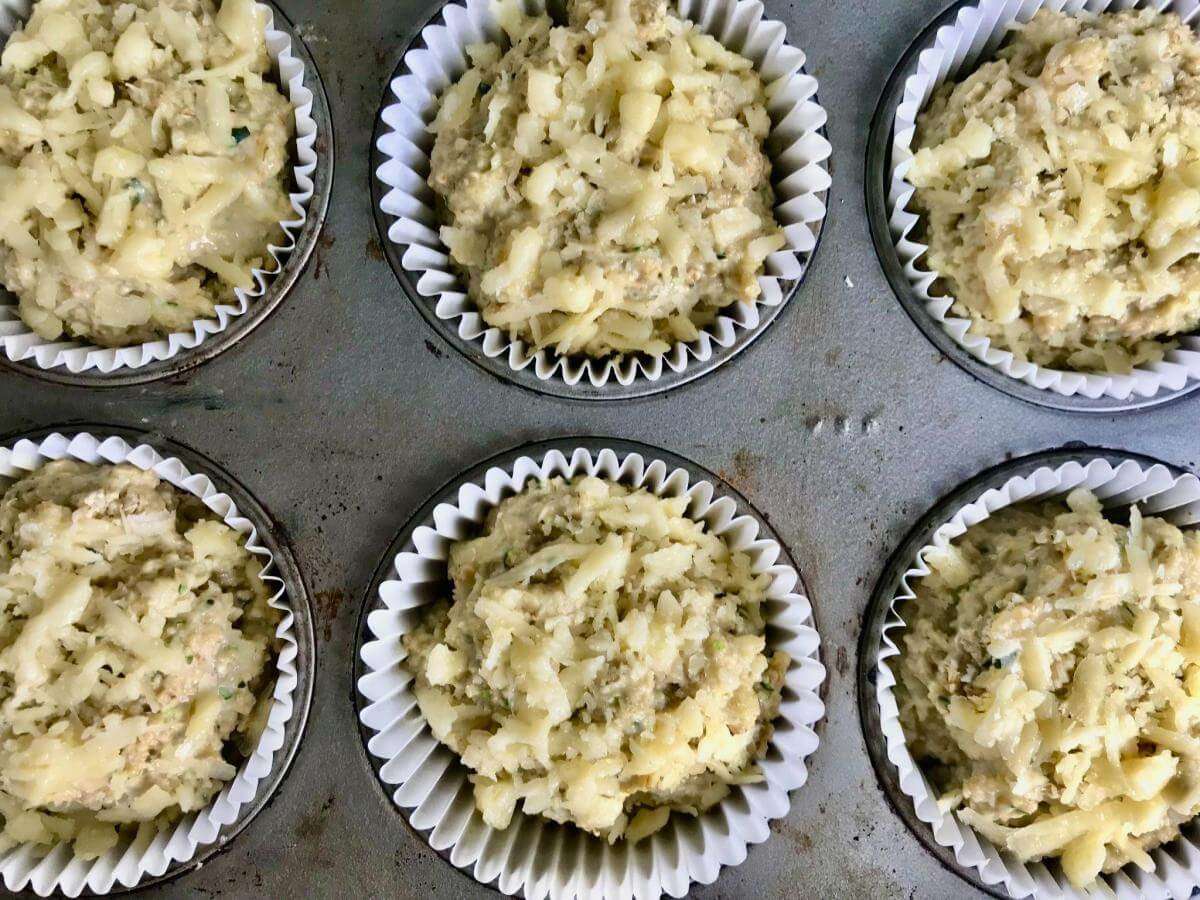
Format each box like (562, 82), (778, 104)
(0, 427), (314, 897)
(865, 0), (1200, 413)
(858, 446), (1200, 900)
(0, 0), (333, 387)
(370, 0), (831, 401)
(354, 437), (826, 899)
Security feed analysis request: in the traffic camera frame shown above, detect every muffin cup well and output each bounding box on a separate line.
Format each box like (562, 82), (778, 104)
(883, 0), (1200, 405)
(0, 429), (312, 897)
(355, 438), (826, 899)
(866, 450), (1200, 899)
(0, 0), (329, 384)
(372, 0), (831, 399)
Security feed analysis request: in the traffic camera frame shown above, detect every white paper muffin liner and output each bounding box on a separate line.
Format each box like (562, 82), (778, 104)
(888, 0), (1200, 401)
(357, 446), (826, 899)
(375, 0), (831, 389)
(0, 0), (320, 376)
(0, 431), (300, 897)
(875, 457), (1200, 899)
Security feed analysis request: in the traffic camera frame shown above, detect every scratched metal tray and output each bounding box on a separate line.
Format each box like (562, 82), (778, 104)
(4, 0), (1200, 897)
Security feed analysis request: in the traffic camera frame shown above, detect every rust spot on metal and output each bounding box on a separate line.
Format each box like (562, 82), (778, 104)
(719, 447), (760, 494)
(295, 793), (336, 842)
(769, 818), (814, 852)
(313, 588), (347, 642)
(312, 229), (337, 281)
(835, 645), (849, 678)
(365, 236), (385, 262)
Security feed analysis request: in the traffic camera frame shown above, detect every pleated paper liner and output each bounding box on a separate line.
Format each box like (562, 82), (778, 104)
(357, 442), (826, 899)
(874, 455), (1200, 899)
(0, 431), (304, 896)
(373, 0), (831, 394)
(0, 0), (323, 379)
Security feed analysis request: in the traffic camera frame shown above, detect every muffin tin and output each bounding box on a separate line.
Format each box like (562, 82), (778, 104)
(4, 0), (1200, 897)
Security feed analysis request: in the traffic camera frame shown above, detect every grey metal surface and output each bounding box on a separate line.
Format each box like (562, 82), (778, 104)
(3, 0), (1199, 897)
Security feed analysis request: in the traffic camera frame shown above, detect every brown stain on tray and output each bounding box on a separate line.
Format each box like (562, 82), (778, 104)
(769, 817), (814, 853)
(312, 229), (337, 281)
(365, 236), (385, 262)
(718, 447), (760, 494)
(835, 645), (849, 678)
(295, 793), (335, 840)
(313, 588), (347, 641)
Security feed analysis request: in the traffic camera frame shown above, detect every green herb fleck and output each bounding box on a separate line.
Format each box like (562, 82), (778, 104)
(218, 686), (234, 700)
(232, 126), (251, 144)
(712, 639), (725, 652)
(178, 583), (186, 594)
(185, 654), (194, 664)
(127, 177), (147, 206)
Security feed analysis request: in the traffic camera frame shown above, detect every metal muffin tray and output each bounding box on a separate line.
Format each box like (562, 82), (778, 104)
(4, 0), (1200, 897)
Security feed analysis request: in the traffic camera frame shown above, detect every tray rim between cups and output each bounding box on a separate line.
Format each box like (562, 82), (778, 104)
(368, 0), (831, 402)
(0, 423), (317, 897)
(863, 0), (1200, 415)
(351, 434), (828, 898)
(856, 443), (1193, 900)
(0, 0), (336, 389)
